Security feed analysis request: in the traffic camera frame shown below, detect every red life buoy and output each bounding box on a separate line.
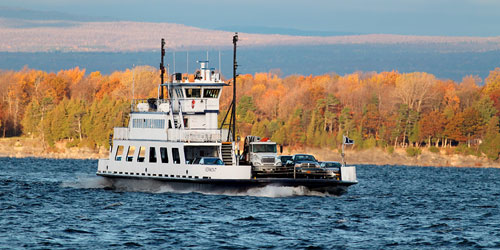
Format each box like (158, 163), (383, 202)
(191, 100), (195, 109)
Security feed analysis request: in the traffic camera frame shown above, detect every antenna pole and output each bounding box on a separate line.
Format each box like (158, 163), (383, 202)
(231, 33), (238, 142)
(132, 65), (135, 100)
(342, 135), (346, 167)
(131, 64), (135, 110)
(160, 38), (166, 99)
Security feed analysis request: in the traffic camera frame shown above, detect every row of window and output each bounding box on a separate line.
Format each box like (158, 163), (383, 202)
(176, 88), (221, 99)
(115, 145), (181, 164)
(99, 170), (211, 179)
(132, 119), (165, 129)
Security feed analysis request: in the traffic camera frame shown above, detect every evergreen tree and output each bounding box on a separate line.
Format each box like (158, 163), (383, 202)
(339, 107), (354, 135)
(480, 116), (500, 160)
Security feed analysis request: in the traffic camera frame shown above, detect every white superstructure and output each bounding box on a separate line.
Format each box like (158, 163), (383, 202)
(97, 61), (252, 180)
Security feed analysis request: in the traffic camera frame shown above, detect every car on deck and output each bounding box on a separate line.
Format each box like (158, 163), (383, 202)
(192, 157), (224, 165)
(277, 155), (292, 165)
(320, 161), (342, 169)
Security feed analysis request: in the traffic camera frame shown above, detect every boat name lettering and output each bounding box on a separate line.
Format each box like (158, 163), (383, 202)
(205, 167), (216, 172)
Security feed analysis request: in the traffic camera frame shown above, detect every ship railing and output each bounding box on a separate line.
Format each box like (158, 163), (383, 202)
(173, 98), (217, 113)
(131, 98), (218, 113)
(114, 127), (129, 140)
(167, 129), (221, 142)
(131, 99), (170, 112)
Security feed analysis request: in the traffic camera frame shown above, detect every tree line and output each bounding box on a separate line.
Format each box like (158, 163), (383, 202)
(0, 66), (499, 159)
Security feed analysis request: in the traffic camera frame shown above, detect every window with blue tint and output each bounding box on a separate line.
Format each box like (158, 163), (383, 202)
(160, 147), (169, 163)
(115, 145), (124, 161)
(149, 147), (157, 163)
(172, 148), (180, 164)
(126, 146), (135, 162)
(138, 146), (146, 162)
(175, 89), (184, 98)
(132, 119), (165, 129)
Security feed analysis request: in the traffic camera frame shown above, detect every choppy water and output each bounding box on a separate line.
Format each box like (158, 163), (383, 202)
(1, 157), (499, 249)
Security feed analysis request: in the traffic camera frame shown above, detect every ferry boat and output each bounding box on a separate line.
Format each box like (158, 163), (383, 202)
(96, 34), (358, 195)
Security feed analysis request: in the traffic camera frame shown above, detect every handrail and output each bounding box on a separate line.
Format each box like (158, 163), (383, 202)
(167, 129), (222, 142)
(131, 98), (212, 113)
(131, 99), (169, 112)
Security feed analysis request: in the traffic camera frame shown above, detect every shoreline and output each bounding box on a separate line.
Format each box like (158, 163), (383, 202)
(1, 137), (498, 168)
(288, 147), (500, 168)
(0, 137), (108, 160)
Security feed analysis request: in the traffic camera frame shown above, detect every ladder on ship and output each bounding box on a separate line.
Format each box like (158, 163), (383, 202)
(221, 143), (233, 165)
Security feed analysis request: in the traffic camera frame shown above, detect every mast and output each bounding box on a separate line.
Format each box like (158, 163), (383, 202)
(160, 38), (166, 99)
(219, 33), (239, 141)
(231, 33), (238, 142)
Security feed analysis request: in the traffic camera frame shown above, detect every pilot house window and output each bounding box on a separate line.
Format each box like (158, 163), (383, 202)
(175, 89), (184, 98)
(203, 89), (220, 98)
(185, 88), (201, 98)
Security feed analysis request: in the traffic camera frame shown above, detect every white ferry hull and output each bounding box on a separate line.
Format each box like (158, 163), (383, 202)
(96, 172), (356, 195)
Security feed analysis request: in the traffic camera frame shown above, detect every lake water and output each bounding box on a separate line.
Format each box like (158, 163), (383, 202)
(3, 45), (500, 82)
(1, 157), (499, 249)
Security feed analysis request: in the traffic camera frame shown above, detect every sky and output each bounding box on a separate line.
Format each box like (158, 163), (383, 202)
(1, 0), (500, 36)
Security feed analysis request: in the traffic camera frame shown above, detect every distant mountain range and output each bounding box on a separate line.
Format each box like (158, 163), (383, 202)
(0, 6), (499, 81)
(215, 26), (360, 37)
(1, 17), (500, 53)
(1, 6), (500, 53)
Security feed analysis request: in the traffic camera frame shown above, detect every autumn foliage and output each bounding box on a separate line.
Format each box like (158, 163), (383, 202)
(0, 66), (499, 160)
(0, 66), (156, 148)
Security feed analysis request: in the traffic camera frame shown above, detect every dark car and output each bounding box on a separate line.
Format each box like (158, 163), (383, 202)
(320, 161), (342, 169)
(319, 161), (342, 179)
(277, 155), (292, 165)
(286, 154), (320, 168)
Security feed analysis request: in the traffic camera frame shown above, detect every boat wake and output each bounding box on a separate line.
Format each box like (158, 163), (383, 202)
(61, 175), (113, 189)
(62, 177), (335, 198)
(217, 185), (333, 198)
